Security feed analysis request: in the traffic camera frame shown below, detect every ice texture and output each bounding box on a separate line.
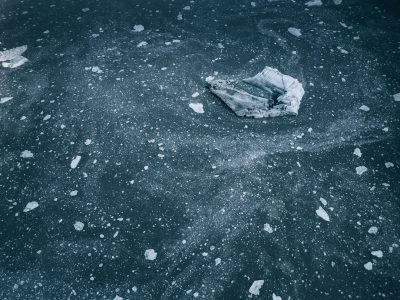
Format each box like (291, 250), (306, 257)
(208, 67), (304, 118)
(0, 45), (28, 68)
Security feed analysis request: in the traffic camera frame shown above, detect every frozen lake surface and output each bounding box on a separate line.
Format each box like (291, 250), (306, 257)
(0, 0), (399, 299)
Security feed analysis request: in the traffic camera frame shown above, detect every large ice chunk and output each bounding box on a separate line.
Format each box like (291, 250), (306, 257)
(0, 45), (29, 68)
(208, 67), (304, 118)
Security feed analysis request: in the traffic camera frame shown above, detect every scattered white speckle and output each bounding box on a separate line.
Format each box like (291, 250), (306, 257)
(84, 139), (92, 145)
(393, 93), (400, 102)
(74, 221), (84, 231)
(192, 92), (200, 98)
(43, 114), (51, 121)
(273, 293), (283, 300)
(81, 8), (90, 12)
(385, 162), (394, 168)
(215, 258), (221, 266)
(288, 27), (302, 37)
(189, 103), (204, 113)
(70, 155), (82, 169)
(263, 223), (274, 233)
(23, 201), (39, 212)
(368, 226), (378, 234)
(21, 150), (33, 158)
(137, 41), (148, 48)
(316, 206), (330, 222)
(356, 166), (367, 175)
(0, 96), (13, 104)
(371, 250), (383, 258)
(144, 249), (157, 260)
(353, 148), (362, 157)
(249, 280), (264, 296)
(133, 24), (144, 32)
(359, 105), (370, 111)
(305, 0), (323, 6)
(364, 261), (373, 271)
(70, 190), (78, 196)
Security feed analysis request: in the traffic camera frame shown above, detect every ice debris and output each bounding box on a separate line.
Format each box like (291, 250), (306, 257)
(74, 221), (84, 231)
(249, 280), (264, 295)
(316, 206), (330, 221)
(305, 0), (323, 6)
(288, 27), (302, 37)
(0, 45), (29, 68)
(0, 97), (13, 104)
(208, 66), (305, 118)
(144, 249), (157, 260)
(263, 223), (274, 233)
(189, 103), (204, 113)
(133, 24), (144, 32)
(23, 201), (39, 212)
(393, 93), (400, 102)
(356, 166), (367, 175)
(21, 150), (33, 158)
(70, 155), (82, 169)
(364, 261), (373, 271)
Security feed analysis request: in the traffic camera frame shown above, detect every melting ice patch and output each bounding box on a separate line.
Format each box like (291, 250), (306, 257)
(249, 280), (264, 295)
(0, 45), (29, 68)
(208, 66), (304, 118)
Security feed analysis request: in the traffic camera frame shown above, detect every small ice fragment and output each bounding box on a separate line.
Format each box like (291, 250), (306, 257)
(70, 155), (82, 169)
(21, 150), (33, 158)
(273, 294), (283, 300)
(353, 148), (362, 157)
(385, 162), (394, 168)
(249, 280), (264, 296)
(74, 221), (84, 231)
(215, 258), (221, 265)
(316, 206), (330, 221)
(359, 105), (370, 111)
(305, 0), (323, 6)
(205, 76), (215, 82)
(319, 197), (327, 206)
(364, 262), (373, 271)
(263, 223), (274, 233)
(368, 226), (378, 234)
(144, 249), (157, 260)
(91, 66), (103, 73)
(2, 56), (29, 68)
(192, 92), (200, 98)
(137, 41), (148, 47)
(43, 30), (50, 34)
(288, 27), (302, 37)
(356, 166), (367, 175)
(23, 201), (39, 212)
(0, 45), (27, 62)
(251, 2), (256, 7)
(82, 8), (90, 12)
(70, 190), (78, 196)
(333, 0), (342, 4)
(0, 97), (13, 104)
(393, 93), (400, 102)
(144, 166), (149, 170)
(177, 12), (183, 20)
(133, 25), (144, 32)
(183, 6), (191, 10)
(84, 139), (92, 145)
(189, 103), (204, 114)
(43, 114), (51, 121)
(371, 250), (383, 258)
(113, 296), (123, 300)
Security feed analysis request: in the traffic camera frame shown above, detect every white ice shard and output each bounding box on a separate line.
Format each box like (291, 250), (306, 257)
(0, 45), (28, 68)
(249, 280), (264, 295)
(208, 67), (304, 118)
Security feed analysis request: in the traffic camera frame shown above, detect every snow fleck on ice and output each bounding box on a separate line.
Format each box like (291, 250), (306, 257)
(359, 105), (370, 111)
(368, 226), (378, 234)
(0, 97), (13, 104)
(288, 27), (302, 37)
(133, 25), (144, 32)
(393, 93), (400, 101)
(70, 190), (78, 196)
(189, 103), (204, 113)
(191, 92), (200, 98)
(21, 150), (33, 158)
(316, 206), (330, 222)
(353, 148), (362, 157)
(74, 221), (84, 231)
(263, 223), (274, 233)
(70, 155), (82, 169)
(23, 201), (39, 213)
(371, 250), (383, 258)
(249, 280), (264, 295)
(305, 0), (323, 6)
(364, 262), (373, 271)
(356, 166), (367, 175)
(137, 41), (148, 48)
(144, 249), (157, 260)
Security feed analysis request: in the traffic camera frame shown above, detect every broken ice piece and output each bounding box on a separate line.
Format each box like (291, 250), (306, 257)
(364, 261), (373, 271)
(0, 45), (28, 68)
(74, 221), (84, 231)
(316, 206), (330, 221)
(133, 24), (144, 32)
(23, 201), (39, 212)
(356, 166), (367, 175)
(393, 93), (400, 102)
(263, 223), (274, 233)
(144, 249), (157, 260)
(353, 148), (362, 157)
(189, 103), (204, 113)
(249, 280), (264, 295)
(288, 27), (302, 37)
(359, 105), (370, 111)
(208, 66), (304, 118)
(368, 226), (378, 234)
(0, 97), (13, 104)
(305, 0), (323, 6)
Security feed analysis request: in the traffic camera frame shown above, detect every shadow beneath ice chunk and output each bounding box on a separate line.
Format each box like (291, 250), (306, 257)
(207, 67), (304, 118)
